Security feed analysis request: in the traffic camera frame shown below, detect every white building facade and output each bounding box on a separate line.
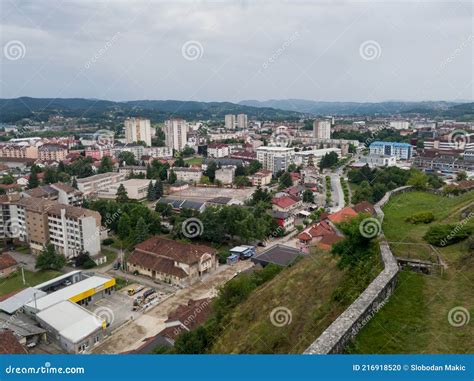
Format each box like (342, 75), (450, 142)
(124, 118), (152, 146)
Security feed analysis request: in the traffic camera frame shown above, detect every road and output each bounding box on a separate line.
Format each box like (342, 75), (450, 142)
(329, 170), (345, 213)
(92, 260), (254, 354)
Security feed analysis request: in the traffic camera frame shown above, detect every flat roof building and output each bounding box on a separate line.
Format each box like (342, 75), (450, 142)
(36, 300), (104, 353)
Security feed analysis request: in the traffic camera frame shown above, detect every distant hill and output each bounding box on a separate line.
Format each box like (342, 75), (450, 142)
(0, 97), (303, 124)
(239, 99), (470, 117)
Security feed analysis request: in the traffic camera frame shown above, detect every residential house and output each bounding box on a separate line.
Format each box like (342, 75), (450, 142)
(127, 236), (218, 286)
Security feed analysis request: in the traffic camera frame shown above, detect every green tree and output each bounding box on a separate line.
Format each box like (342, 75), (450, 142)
(407, 170), (428, 190)
(168, 170), (177, 184)
(35, 244), (65, 271)
(72, 177), (78, 189)
(302, 189), (314, 203)
(1, 174), (15, 185)
(456, 171), (468, 181)
(154, 180), (163, 199)
(146, 181), (155, 201)
(278, 171), (292, 190)
(27, 170), (39, 189)
(116, 184), (129, 203)
(319, 151), (339, 170)
(98, 156), (114, 173)
(134, 217), (149, 243)
(117, 213), (131, 240)
(43, 167), (58, 185)
(250, 186), (272, 205)
(204, 161), (218, 183)
(118, 151), (137, 166)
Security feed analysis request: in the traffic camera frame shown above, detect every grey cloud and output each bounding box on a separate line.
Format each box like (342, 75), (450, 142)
(0, 0), (472, 102)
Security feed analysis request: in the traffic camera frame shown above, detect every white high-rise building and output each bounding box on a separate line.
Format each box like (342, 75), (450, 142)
(164, 119), (188, 151)
(237, 114), (248, 129)
(256, 146), (295, 174)
(124, 117), (152, 146)
(313, 120), (331, 140)
(225, 114), (236, 130)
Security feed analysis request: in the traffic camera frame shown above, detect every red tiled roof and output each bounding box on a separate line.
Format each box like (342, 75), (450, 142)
(353, 201), (376, 216)
(327, 207), (358, 224)
(272, 196), (297, 209)
(166, 298), (212, 329)
(298, 221), (335, 241)
(0, 253), (17, 270)
(0, 330), (27, 354)
(298, 232), (312, 241)
(317, 233), (343, 249)
(128, 236), (217, 277)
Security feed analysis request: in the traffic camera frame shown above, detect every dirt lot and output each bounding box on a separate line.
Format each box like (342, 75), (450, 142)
(168, 186), (255, 203)
(92, 261), (254, 354)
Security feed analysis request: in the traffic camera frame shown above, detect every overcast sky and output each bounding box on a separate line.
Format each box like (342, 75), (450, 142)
(1, 0), (472, 103)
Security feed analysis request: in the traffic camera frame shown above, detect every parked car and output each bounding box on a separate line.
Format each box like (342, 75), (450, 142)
(113, 261), (121, 270)
(143, 288), (156, 298)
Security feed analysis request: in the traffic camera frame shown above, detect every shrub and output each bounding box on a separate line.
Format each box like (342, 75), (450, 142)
(405, 211), (435, 224)
(423, 224), (473, 247)
(102, 238), (114, 246)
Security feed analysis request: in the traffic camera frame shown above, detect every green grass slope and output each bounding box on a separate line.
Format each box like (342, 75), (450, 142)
(211, 250), (382, 354)
(347, 191), (473, 353)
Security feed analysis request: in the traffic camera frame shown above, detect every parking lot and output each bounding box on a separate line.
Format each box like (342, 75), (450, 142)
(86, 282), (175, 333)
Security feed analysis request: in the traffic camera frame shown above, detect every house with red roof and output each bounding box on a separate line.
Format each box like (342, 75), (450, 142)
(272, 195), (302, 213)
(327, 206), (358, 224)
(297, 220), (342, 252)
(0, 253), (18, 278)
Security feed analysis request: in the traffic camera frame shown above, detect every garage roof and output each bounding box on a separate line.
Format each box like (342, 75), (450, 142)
(36, 300), (103, 344)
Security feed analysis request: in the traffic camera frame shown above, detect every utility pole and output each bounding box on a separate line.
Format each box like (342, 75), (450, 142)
(21, 266), (25, 286)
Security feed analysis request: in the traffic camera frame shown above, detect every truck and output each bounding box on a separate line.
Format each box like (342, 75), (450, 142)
(143, 288), (156, 298)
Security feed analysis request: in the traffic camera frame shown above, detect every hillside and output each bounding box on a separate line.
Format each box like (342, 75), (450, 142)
(0, 97), (302, 123)
(346, 191), (474, 354)
(239, 99), (468, 117)
(211, 249), (381, 354)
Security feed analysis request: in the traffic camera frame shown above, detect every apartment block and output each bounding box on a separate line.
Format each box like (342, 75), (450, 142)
(23, 182), (83, 206)
(124, 117), (152, 146)
(1, 196), (102, 258)
(369, 141), (412, 160)
(256, 146), (295, 174)
(237, 114), (248, 129)
(225, 114), (236, 130)
(164, 119), (188, 151)
(313, 120), (331, 140)
(0, 143), (38, 159)
(207, 143), (229, 158)
(38, 144), (68, 162)
(46, 203), (101, 258)
(76, 172), (126, 196)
